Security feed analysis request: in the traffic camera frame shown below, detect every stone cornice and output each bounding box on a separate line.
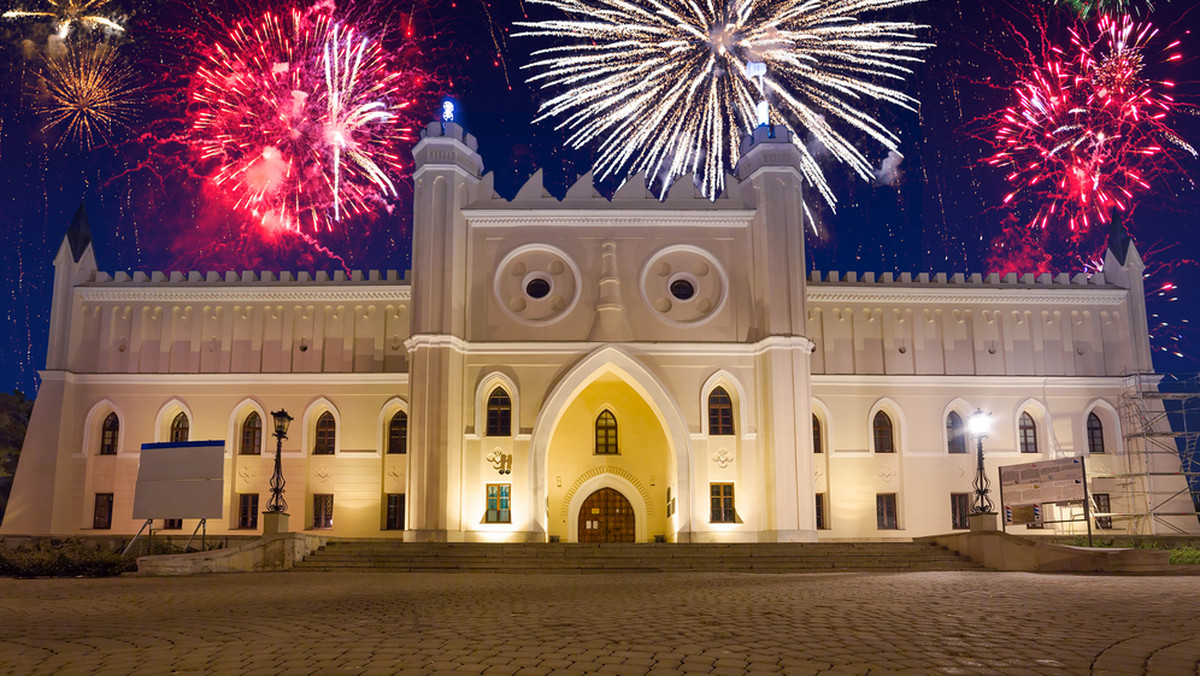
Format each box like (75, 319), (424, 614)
(808, 285), (1127, 306)
(76, 285), (411, 304)
(463, 209), (755, 228)
(812, 374), (1128, 389)
(40, 370), (410, 386)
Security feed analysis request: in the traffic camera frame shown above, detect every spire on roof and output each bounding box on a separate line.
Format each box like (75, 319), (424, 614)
(66, 201), (92, 263)
(1107, 211), (1132, 266)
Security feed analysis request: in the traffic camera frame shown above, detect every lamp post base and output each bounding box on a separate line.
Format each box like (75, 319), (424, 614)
(262, 511), (290, 537)
(969, 512), (999, 533)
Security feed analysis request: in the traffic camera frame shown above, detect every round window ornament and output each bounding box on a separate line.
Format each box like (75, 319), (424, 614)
(525, 275), (552, 299)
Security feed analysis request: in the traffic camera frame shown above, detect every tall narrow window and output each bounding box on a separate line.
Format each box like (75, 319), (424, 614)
(93, 493), (114, 529)
(876, 493), (898, 530)
(873, 411), (895, 453)
(1019, 412), (1039, 454)
(170, 412), (189, 443)
(313, 494), (334, 529)
(1087, 412), (1106, 454)
(595, 410), (618, 454)
(812, 415), (823, 454)
(946, 411), (967, 454)
(386, 494), (406, 530)
(486, 389), (511, 436)
(951, 493), (970, 530)
(100, 413), (119, 455)
(486, 484), (511, 523)
(240, 412), (262, 455)
(314, 412), (336, 455)
(1094, 493), (1113, 529)
(710, 483), (736, 523)
(815, 493), (828, 530)
(238, 494), (259, 530)
(388, 411), (408, 455)
(708, 388), (734, 435)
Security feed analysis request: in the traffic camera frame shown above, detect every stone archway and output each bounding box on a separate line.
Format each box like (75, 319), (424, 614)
(530, 346), (691, 542)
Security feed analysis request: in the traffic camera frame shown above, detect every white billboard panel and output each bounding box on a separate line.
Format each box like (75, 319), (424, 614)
(133, 441), (225, 520)
(999, 457), (1086, 508)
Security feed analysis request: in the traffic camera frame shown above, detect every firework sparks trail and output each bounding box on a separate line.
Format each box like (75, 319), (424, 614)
(1052, 0), (1157, 20)
(516, 0), (931, 206)
(987, 15), (1195, 238)
(189, 6), (425, 234)
(38, 40), (138, 149)
(3, 0), (123, 37)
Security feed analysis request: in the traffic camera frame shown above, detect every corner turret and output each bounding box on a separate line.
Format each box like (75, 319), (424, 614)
(1102, 213), (1152, 373)
(48, 202), (97, 370)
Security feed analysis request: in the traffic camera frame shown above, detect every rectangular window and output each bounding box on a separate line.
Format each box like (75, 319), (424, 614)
(815, 493), (828, 530)
(486, 484), (511, 523)
(951, 493), (970, 530)
(876, 493), (899, 530)
(313, 494), (334, 529)
(238, 494), (259, 530)
(386, 494), (405, 530)
(93, 493), (114, 530)
(1094, 493), (1113, 530)
(162, 518), (183, 530)
(710, 483), (736, 523)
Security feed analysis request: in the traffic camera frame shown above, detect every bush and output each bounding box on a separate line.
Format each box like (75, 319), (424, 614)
(1169, 548), (1200, 565)
(0, 539), (137, 578)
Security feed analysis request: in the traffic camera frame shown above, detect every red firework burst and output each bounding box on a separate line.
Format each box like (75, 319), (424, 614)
(987, 14), (1194, 238)
(189, 5), (429, 234)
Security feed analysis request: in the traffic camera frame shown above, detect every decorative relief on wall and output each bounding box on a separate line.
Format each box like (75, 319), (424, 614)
(494, 244), (581, 326)
(238, 466), (253, 483)
(813, 467), (824, 481)
(486, 450), (512, 475)
(712, 448), (733, 469)
(387, 465), (403, 480)
(879, 466), (895, 483)
(315, 466), (332, 483)
(639, 245), (727, 327)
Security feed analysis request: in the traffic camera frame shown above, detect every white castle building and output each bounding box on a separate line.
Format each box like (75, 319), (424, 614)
(3, 120), (1196, 542)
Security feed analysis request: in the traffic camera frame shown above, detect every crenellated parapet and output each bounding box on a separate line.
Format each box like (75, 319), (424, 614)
(62, 266), (413, 376)
(806, 268), (1139, 377)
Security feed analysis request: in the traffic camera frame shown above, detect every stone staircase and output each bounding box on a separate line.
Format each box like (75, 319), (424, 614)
(292, 540), (981, 573)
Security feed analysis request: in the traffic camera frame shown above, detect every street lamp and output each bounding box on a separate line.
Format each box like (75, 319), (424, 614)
(969, 409), (994, 514)
(267, 409), (293, 513)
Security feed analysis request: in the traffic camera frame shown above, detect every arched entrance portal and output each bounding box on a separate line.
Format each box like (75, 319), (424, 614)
(578, 488), (635, 543)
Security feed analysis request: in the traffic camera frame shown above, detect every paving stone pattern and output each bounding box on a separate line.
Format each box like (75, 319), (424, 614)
(0, 571), (1197, 675)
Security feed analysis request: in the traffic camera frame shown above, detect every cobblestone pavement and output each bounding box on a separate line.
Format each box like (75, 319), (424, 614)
(0, 571), (1198, 675)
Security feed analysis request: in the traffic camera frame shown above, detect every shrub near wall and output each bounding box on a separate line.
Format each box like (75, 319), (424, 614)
(0, 539), (136, 577)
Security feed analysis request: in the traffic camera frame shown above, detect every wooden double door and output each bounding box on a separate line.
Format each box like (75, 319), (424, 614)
(578, 487), (635, 543)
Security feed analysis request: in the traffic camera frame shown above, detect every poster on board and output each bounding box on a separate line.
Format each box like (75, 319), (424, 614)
(132, 441), (225, 520)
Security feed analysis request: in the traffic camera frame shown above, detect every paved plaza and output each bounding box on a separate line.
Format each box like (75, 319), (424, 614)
(0, 570), (1197, 675)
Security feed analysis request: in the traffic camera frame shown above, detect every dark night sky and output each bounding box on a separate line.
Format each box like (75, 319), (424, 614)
(1, 0), (1198, 398)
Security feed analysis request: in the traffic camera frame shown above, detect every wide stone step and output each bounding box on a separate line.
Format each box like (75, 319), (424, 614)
(293, 541), (981, 572)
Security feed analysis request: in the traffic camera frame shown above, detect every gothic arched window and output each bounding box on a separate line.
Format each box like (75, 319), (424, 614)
(708, 387), (734, 436)
(1087, 412), (1105, 454)
(946, 411), (967, 454)
(240, 412), (262, 455)
(873, 411), (895, 453)
(170, 412), (189, 443)
(812, 414), (823, 454)
(314, 412), (336, 455)
(595, 410), (618, 454)
(486, 389), (511, 436)
(388, 411), (408, 455)
(1019, 412), (1039, 454)
(100, 413), (119, 455)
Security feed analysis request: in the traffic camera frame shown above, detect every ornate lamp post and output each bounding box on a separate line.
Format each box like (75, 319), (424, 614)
(267, 409), (293, 514)
(969, 409), (994, 514)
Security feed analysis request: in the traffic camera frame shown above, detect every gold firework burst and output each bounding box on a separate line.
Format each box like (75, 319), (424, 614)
(518, 0), (931, 207)
(3, 0), (124, 37)
(38, 41), (138, 149)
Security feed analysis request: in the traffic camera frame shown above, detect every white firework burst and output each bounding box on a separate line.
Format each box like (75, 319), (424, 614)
(518, 0), (931, 208)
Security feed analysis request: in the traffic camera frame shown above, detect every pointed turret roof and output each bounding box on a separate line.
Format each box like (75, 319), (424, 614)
(66, 201), (92, 263)
(1107, 212), (1132, 266)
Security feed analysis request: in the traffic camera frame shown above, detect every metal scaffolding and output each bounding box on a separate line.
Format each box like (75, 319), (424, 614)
(1093, 373), (1200, 535)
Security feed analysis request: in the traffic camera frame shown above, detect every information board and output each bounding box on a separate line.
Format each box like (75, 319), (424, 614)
(999, 457), (1086, 523)
(132, 441), (225, 520)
